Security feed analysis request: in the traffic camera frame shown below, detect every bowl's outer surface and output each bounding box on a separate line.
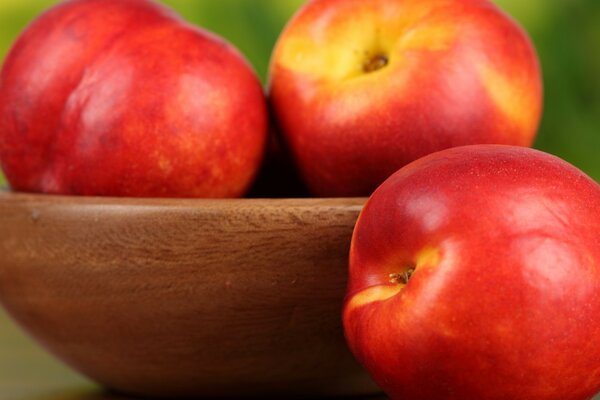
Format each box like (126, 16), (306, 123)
(0, 192), (379, 397)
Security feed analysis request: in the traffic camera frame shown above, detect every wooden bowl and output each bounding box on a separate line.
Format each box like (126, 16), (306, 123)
(0, 191), (379, 398)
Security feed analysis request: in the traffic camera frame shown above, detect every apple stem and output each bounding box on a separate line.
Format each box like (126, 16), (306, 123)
(389, 268), (415, 285)
(363, 54), (389, 73)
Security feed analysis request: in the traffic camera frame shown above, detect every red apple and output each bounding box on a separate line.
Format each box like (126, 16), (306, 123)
(0, 0), (268, 198)
(343, 145), (600, 400)
(269, 0), (542, 197)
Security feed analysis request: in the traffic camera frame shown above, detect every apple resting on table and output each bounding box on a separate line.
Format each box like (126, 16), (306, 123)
(0, 0), (268, 198)
(269, 0), (543, 197)
(343, 145), (600, 400)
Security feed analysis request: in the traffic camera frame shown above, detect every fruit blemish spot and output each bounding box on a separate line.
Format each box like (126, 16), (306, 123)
(389, 267), (415, 285)
(363, 53), (389, 73)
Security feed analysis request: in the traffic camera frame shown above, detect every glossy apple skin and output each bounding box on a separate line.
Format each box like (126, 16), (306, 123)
(343, 145), (600, 400)
(0, 0), (268, 198)
(269, 0), (542, 197)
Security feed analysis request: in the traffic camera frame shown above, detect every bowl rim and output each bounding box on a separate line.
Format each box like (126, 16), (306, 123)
(0, 188), (368, 208)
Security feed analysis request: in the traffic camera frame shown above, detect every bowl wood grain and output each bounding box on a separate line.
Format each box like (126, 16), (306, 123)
(0, 191), (379, 397)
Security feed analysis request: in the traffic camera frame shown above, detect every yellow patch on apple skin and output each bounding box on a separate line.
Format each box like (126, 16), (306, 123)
(275, 16), (382, 82)
(416, 246), (440, 268)
(347, 285), (404, 311)
(347, 246), (441, 312)
(158, 156), (173, 173)
(479, 64), (539, 142)
(273, 0), (457, 84)
(399, 22), (456, 53)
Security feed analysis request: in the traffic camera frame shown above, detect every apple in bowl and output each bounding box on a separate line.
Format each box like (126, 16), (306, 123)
(343, 145), (600, 400)
(269, 0), (543, 197)
(0, 0), (268, 198)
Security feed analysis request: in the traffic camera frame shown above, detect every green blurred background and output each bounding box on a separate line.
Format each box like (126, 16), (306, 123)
(0, 0), (599, 186)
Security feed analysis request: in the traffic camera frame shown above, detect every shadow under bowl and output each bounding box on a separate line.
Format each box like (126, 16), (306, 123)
(0, 191), (379, 398)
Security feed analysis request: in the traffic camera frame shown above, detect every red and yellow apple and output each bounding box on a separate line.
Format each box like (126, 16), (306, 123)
(0, 0), (268, 198)
(343, 145), (600, 400)
(269, 0), (542, 197)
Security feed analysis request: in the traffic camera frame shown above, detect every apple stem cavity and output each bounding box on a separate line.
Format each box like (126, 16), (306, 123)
(363, 53), (389, 74)
(389, 268), (415, 285)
